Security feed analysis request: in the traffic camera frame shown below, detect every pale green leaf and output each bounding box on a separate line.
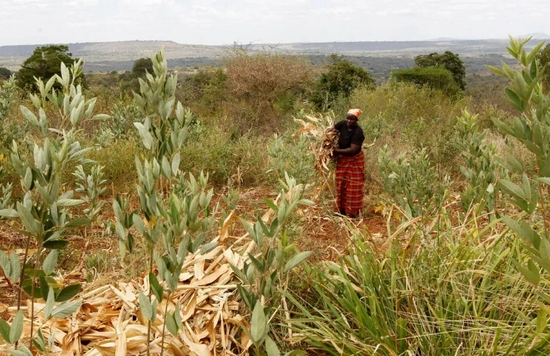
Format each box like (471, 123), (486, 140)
(265, 336), (281, 356)
(250, 301), (267, 344)
(284, 251), (312, 272)
(9, 311), (23, 344)
(51, 300), (82, 319)
(42, 250), (58, 275)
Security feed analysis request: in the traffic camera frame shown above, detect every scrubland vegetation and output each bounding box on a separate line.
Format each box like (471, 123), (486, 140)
(1, 37), (550, 355)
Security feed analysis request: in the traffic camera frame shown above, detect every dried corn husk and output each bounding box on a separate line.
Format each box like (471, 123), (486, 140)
(314, 128), (339, 172)
(293, 114), (338, 172)
(0, 212), (257, 356)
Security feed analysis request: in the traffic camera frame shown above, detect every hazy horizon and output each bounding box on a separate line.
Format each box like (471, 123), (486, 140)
(1, 0), (549, 47)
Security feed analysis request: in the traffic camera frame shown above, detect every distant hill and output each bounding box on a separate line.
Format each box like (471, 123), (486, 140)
(0, 37), (546, 73)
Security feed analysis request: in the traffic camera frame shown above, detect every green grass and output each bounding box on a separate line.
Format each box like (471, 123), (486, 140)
(287, 212), (550, 355)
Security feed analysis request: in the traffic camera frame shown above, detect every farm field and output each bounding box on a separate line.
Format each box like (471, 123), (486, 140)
(1, 37), (550, 355)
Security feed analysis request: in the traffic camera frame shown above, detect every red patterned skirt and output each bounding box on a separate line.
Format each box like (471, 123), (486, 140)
(335, 151), (365, 216)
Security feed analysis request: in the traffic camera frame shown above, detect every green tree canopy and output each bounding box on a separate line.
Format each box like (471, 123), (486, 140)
(415, 51), (466, 90)
(0, 67), (11, 80)
(16, 45), (84, 92)
(311, 54), (375, 110)
(536, 43), (550, 92)
(132, 57), (154, 78)
(391, 66), (461, 97)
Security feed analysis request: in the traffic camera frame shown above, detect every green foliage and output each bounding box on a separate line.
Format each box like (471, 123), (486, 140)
(0, 76), (21, 149)
(378, 146), (450, 218)
(97, 100), (145, 147)
(132, 57), (154, 78)
(454, 110), (503, 216)
(17, 45), (85, 92)
(536, 43), (550, 92)
(310, 54), (375, 110)
(391, 66), (461, 97)
(0, 67), (11, 79)
(487, 37), (550, 286)
(288, 226), (548, 355)
(179, 124), (271, 187)
(267, 133), (316, 185)
(233, 173), (313, 355)
(415, 51), (466, 90)
(179, 68), (228, 116)
(0, 57), (101, 353)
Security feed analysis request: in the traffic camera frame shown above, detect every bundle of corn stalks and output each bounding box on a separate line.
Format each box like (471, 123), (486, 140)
(0, 210), (264, 356)
(292, 114), (338, 172)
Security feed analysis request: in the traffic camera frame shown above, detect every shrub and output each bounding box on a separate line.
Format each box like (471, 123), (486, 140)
(391, 66), (461, 97)
(179, 124), (272, 187)
(16, 45), (86, 92)
(223, 49), (314, 133)
(310, 54), (375, 110)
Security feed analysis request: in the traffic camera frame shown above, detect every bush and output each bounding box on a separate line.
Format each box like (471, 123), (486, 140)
(223, 49), (314, 133)
(310, 54), (375, 110)
(17, 45), (86, 92)
(179, 124), (272, 187)
(349, 82), (466, 173)
(87, 139), (140, 192)
(391, 66), (461, 97)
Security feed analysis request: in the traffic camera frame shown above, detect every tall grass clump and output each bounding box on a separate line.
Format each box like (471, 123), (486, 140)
(350, 82), (467, 172)
(179, 123), (272, 187)
(288, 215), (550, 355)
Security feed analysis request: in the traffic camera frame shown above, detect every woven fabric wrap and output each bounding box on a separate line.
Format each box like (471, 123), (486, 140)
(336, 150), (365, 216)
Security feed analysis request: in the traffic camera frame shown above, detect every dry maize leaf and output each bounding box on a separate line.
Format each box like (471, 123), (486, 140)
(83, 348), (104, 356)
(180, 327), (210, 356)
(168, 342), (191, 356)
(181, 292), (197, 322)
(81, 284), (111, 300)
(293, 122), (316, 137)
(109, 285), (137, 309)
(193, 265), (229, 286)
(61, 332), (82, 356)
(222, 248), (241, 268)
(95, 340), (117, 356)
(81, 331), (117, 342)
(204, 251), (225, 275)
(177, 273), (192, 284)
(240, 329), (253, 351)
(219, 210), (238, 242)
(194, 259), (206, 280)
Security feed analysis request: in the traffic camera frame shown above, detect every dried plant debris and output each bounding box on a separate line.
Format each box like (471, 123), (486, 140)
(292, 114), (338, 172)
(315, 128), (339, 172)
(0, 235), (257, 355)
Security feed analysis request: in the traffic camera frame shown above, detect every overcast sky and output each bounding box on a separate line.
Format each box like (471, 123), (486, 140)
(1, 0), (548, 46)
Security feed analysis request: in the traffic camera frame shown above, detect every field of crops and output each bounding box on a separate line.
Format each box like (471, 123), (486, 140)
(1, 38), (550, 355)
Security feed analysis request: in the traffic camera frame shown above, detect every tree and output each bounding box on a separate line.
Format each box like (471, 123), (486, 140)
(311, 54), (375, 110)
(17, 45), (84, 92)
(132, 57), (153, 78)
(391, 66), (461, 97)
(415, 51), (466, 90)
(0, 67), (11, 80)
(224, 50), (314, 132)
(536, 43), (550, 92)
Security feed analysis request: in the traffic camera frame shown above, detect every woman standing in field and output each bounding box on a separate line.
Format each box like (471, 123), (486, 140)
(333, 109), (365, 218)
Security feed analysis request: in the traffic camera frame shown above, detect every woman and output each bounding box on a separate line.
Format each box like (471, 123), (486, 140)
(333, 109), (365, 218)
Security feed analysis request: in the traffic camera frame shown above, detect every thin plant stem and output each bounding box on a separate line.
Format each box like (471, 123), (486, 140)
(17, 236), (31, 311)
(160, 292), (171, 356)
(146, 243), (154, 356)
